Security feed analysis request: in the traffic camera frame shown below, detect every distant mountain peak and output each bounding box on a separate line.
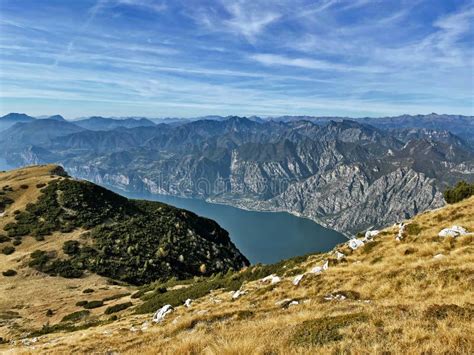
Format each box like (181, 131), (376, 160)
(0, 112), (35, 122)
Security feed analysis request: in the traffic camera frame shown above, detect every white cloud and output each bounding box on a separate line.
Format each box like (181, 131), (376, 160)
(187, 0), (281, 42)
(250, 53), (384, 73)
(222, 2), (280, 41)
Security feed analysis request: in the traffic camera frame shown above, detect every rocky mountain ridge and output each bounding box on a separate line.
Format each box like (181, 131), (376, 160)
(1, 115), (473, 235)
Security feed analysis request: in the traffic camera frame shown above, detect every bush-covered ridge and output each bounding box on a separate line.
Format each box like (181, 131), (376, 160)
(4, 177), (249, 284)
(444, 180), (474, 204)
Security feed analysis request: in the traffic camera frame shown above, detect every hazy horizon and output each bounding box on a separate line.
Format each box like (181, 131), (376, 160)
(2, 111), (473, 121)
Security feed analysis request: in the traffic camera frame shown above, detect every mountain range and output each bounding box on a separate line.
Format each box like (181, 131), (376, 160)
(0, 112), (473, 235)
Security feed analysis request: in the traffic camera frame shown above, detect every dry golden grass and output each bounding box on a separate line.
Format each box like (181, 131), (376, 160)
(0, 166), (137, 341)
(0, 165), (473, 354)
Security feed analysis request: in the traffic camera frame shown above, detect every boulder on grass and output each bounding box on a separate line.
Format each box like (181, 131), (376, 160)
(438, 226), (469, 238)
(152, 304), (173, 323)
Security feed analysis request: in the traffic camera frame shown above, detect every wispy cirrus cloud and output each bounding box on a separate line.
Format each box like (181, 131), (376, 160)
(186, 0), (282, 42)
(0, 0), (473, 118)
(249, 53), (385, 73)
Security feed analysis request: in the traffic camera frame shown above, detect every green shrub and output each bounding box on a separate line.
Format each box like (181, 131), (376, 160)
(83, 288), (94, 294)
(31, 320), (100, 336)
(104, 302), (133, 314)
(76, 301), (88, 307)
(1, 246), (15, 255)
(83, 300), (104, 309)
(444, 181), (474, 204)
(2, 269), (17, 277)
(20, 184), (29, 190)
(12, 239), (21, 246)
(0, 235), (10, 243)
(63, 240), (80, 255)
(61, 310), (90, 322)
(5, 179), (249, 285)
(36, 183), (46, 188)
(102, 293), (131, 302)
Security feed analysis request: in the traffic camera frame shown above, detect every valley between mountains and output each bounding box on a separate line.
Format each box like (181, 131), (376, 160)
(0, 165), (473, 353)
(1, 113), (473, 236)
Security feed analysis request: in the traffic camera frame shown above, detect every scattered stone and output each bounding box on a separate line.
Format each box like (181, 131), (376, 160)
(322, 260), (329, 271)
(438, 226), (469, 238)
(275, 298), (299, 308)
(293, 274), (304, 286)
(335, 251), (345, 260)
(348, 238), (364, 250)
(152, 304), (173, 323)
(433, 254), (445, 259)
(232, 290), (246, 299)
(184, 299), (192, 308)
(261, 274), (281, 284)
(310, 265), (323, 274)
(324, 293), (347, 301)
(141, 322), (149, 331)
(364, 230), (380, 241)
(396, 223), (405, 241)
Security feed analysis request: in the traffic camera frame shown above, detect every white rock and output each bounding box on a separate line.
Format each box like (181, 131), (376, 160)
(348, 238), (364, 250)
(261, 274), (281, 284)
(322, 260), (329, 271)
(364, 230), (380, 241)
(396, 223), (406, 240)
(289, 301), (299, 306)
(310, 265), (323, 274)
(324, 293), (346, 301)
(141, 322), (149, 331)
(293, 274), (304, 286)
(184, 298), (192, 308)
(232, 290), (246, 299)
(438, 226), (469, 238)
(0, 212), (5, 217)
(152, 304), (173, 323)
(335, 251), (345, 260)
(433, 253), (445, 259)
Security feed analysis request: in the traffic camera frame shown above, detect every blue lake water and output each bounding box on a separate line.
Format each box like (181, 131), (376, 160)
(0, 159), (347, 264)
(110, 188), (347, 264)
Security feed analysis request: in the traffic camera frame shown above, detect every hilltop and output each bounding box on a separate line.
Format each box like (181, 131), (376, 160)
(0, 165), (247, 337)
(0, 166), (472, 353)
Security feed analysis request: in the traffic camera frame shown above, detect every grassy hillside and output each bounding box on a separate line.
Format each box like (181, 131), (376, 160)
(0, 165), (248, 340)
(0, 166), (473, 353)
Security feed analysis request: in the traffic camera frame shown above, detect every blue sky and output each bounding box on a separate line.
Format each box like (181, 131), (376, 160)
(0, 0), (473, 118)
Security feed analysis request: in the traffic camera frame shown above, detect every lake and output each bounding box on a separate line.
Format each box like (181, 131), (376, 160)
(110, 188), (347, 264)
(0, 159), (348, 264)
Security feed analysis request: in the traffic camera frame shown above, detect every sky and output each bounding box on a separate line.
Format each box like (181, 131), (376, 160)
(0, 0), (473, 119)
